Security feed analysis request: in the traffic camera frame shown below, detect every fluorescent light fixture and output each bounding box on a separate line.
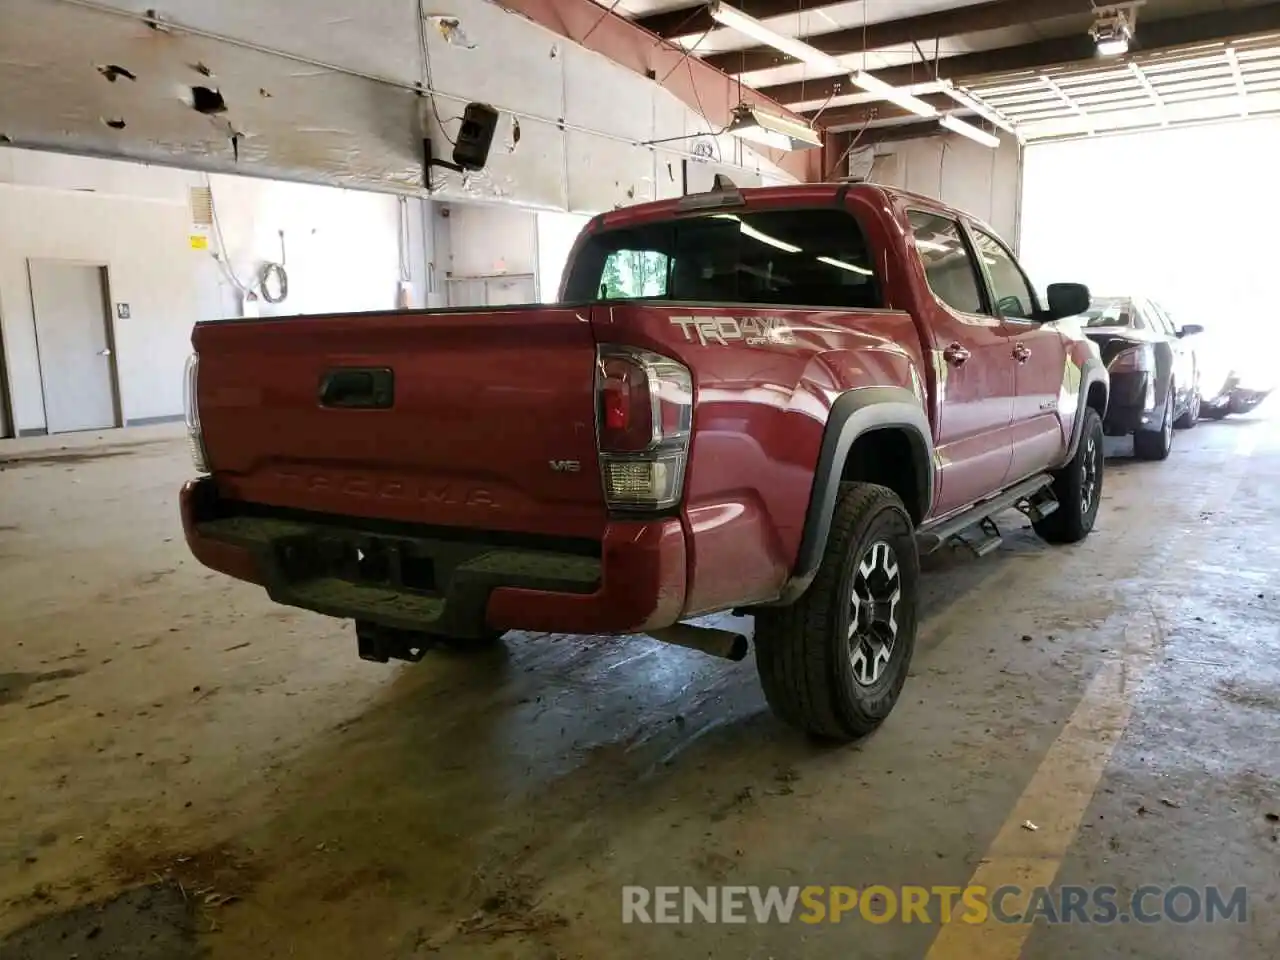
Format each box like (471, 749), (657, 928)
(851, 70), (938, 118)
(1097, 37), (1129, 55)
(727, 104), (822, 152)
(940, 114), (1001, 148)
(817, 255), (872, 276)
(914, 238), (952, 253)
(709, 1), (847, 74)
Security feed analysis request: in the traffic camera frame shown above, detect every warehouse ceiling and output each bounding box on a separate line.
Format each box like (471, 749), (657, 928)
(0, 0), (814, 201)
(608, 0), (1280, 142)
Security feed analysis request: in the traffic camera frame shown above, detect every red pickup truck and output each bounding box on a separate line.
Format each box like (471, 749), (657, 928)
(180, 181), (1108, 742)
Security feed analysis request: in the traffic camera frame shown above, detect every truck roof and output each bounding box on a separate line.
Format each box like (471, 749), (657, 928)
(596, 180), (999, 239)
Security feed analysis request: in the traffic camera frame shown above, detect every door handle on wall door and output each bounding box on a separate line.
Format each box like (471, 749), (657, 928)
(943, 343), (971, 366)
(97, 349), (112, 357)
(1012, 343), (1031, 363)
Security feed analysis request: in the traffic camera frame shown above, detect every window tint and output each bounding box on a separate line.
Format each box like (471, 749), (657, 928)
(563, 208), (881, 308)
(972, 229), (1035, 319)
(1148, 301), (1177, 337)
(908, 211), (984, 315)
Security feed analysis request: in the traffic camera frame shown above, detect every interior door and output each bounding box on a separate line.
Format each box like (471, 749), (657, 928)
(907, 211), (1015, 518)
(28, 260), (118, 433)
(968, 227), (1069, 483)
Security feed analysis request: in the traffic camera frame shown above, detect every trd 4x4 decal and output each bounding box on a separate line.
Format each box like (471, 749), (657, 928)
(670, 315), (796, 347)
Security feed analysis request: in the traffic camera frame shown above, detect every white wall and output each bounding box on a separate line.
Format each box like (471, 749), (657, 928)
(852, 133), (1023, 250)
(0, 184), (197, 434)
(200, 175), (406, 319)
(537, 212), (591, 302)
(0, 149), (430, 436)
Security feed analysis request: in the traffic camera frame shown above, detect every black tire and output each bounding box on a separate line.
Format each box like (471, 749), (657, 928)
(1174, 390), (1200, 430)
(754, 483), (919, 742)
(1034, 407), (1104, 545)
(1202, 405), (1229, 421)
(1133, 388), (1174, 461)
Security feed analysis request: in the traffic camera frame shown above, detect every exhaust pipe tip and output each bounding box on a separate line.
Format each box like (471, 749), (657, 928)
(647, 623), (750, 662)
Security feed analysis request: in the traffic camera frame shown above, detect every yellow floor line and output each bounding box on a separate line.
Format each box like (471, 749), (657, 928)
(924, 624), (1156, 959)
(926, 418), (1270, 959)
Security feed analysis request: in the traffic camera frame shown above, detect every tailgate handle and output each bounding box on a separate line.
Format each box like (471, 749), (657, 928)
(318, 368), (394, 409)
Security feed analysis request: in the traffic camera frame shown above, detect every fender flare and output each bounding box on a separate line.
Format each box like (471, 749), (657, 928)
(1060, 356), (1109, 467)
(776, 386), (934, 605)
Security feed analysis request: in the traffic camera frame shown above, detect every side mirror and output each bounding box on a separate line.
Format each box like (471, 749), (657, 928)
(1178, 324), (1205, 337)
(1046, 282), (1091, 320)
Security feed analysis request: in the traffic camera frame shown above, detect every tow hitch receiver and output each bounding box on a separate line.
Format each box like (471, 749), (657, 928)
(355, 620), (436, 663)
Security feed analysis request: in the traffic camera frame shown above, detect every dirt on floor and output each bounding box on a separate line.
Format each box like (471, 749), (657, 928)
(1, 416), (1278, 959)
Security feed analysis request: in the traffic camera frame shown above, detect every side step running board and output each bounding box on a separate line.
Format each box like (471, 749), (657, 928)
(916, 474), (1055, 555)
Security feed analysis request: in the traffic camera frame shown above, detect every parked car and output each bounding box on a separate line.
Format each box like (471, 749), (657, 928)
(179, 181), (1107, 743)
(1200, 352), (1274, 419)
(1077, 296), (1203, 459)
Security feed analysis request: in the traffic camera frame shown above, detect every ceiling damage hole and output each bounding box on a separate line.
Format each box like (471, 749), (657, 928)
(507, 116), (521, 153)
(259, 87), (272, 98)
(144, 8), (171, 31)
(0, 133), (12, 143)
(190, 86), (227, 115)
(102, 117), (127, 129)
(191, 61), (213, 77)
(97, 64), (136, 83)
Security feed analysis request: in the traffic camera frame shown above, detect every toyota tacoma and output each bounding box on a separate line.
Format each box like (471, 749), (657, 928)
(180, 180), (1108, 741)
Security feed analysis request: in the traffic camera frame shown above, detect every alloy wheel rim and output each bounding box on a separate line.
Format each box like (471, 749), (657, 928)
(1163, 393), (1173, 444)
(1081, 432), (1099, 514)
(849, 540), (902, 686)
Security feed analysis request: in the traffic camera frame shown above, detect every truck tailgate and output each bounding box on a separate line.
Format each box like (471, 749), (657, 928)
(193, 307), (606, 540)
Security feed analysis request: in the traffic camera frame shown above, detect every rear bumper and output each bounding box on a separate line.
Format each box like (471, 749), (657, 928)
(180, 477), (687, 636)
(1103, 371), (1159, 436)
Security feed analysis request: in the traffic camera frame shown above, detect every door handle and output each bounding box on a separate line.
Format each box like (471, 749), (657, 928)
(943, 343), (971, 366)
(97, 349), (112, 357)
(1012, 343), (1031, 363)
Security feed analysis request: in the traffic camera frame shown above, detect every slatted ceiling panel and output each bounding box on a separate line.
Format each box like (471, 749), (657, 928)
(957, 32), (1280, 140)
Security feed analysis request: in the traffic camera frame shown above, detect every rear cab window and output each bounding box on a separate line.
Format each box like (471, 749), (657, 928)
(563, 208), (882, 309)
(907, 211), (985, 316)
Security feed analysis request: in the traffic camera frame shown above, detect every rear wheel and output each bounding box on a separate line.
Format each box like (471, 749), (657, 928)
(1133, 389), (1174, 461)
(1174, 389), (1200, 429)
(1034, 407), (1103, 545)
(1202, 405), (1230, 421)
(754, 483), (919, 742)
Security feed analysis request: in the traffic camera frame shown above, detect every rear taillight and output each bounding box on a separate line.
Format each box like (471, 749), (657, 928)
(183, 353), (209, 474)
(596, 346), (692, 509)
(1109, 344), (1154, 373)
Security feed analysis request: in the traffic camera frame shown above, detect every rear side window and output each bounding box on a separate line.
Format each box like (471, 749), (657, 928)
(564, 208), (881, 309)
(908, 212), (984, 315)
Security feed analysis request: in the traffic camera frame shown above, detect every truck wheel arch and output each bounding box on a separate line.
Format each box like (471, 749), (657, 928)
(1061, 356), (1109, 467)
(777, 386), (934, 605)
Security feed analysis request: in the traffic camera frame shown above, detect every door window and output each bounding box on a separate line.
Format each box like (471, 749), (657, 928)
(907, 211), (985, 315)
(1147, 301), (1178, 337)
(972, 229), (1036, 320)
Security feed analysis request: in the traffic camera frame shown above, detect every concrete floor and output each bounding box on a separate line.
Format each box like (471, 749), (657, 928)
(1, 415), (1277, 959)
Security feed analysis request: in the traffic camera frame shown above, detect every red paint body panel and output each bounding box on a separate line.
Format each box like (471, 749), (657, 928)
(184, 182), (1102, 638)
(193, 307), (606, 541)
